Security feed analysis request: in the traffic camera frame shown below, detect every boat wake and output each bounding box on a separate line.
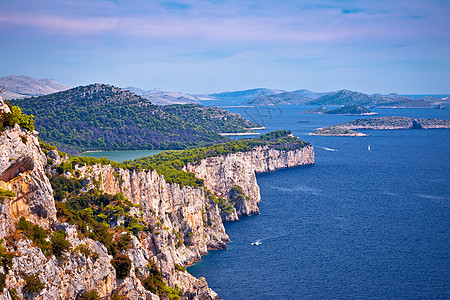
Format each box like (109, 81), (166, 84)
(250, 234), (291, 246)
(317, 146), (337, 152)
(268, 185), (322, 195)
(415, 193), (447, 200)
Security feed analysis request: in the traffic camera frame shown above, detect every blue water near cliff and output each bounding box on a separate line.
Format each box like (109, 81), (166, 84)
(187, 106), (450, 299)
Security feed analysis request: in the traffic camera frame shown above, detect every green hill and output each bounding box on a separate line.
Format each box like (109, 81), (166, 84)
(324, 105), (376, 115)
(11, 84), (259, 154)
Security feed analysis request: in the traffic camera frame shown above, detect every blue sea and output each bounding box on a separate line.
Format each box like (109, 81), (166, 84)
(187, 106), (450, 299)
(82, 106), (450, 299)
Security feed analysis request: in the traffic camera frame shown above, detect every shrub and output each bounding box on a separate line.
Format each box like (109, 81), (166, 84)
(0, 189), (15, 204)
(23, 274), (45, 294)
(0, 104), (35, 132)
(8, 288), (18, 300)
(141, 261), (182, 300)
(111, 254), (132, 279)
(0, 273), (6, 290)
(79, 290), (100, 300)
(175, 264), (186, 272)
(50, 231), (71, 260)
(17, 217), (50, 255)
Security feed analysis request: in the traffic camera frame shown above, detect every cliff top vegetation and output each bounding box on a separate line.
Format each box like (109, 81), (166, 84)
(62, 130), (309, 188)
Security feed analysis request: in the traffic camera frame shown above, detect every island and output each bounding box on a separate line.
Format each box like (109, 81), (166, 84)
(308, 126), (369, 137)
(301, 104), (377, 115)
(309, 116), (450, 136)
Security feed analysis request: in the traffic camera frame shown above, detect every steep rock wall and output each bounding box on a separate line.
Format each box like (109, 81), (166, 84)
(184, 145), (314, 221)
(74, 164), (225, 299)
(0, 96), (56, 238)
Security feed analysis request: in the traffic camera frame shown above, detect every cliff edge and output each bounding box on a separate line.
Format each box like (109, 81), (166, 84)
(0, 101), (314, 299)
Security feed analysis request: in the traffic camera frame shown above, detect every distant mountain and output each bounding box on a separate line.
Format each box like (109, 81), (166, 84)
(307, 89), (380, 106)
(197, 88), (286, 105)
(291, 89), (330, 100)
(125, 86), (199, 105)
(375, 98), (433, 108)
(301, 105), (376, 115)
(244, 89), (329, 105)
(11, 84), (259, 153)
(246, 92), (312, 105)
(0, 75), (69, 99)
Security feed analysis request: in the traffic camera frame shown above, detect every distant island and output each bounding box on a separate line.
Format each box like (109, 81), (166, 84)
(309, 116), (450, 136)
(301, 105), (377, 115)
(308, 127), (369, 137)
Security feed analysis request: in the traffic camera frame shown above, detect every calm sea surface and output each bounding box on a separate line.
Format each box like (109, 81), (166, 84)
(81, 106), (450, 299)
(78, 149), (164, 162)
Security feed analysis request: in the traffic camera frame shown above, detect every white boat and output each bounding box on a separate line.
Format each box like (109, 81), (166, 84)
(251, 240), (262, 246)
(368, 144), (371, 151)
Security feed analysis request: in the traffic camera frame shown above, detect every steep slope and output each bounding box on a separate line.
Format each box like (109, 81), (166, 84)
(11, 84), (259, 154)
(0, 107), (315, 299)
(0, 75), (69, 99)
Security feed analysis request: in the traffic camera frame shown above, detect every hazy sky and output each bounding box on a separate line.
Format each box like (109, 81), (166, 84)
(1, 0), (449, 94)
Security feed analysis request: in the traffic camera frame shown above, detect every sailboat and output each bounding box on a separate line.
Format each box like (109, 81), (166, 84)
(368, 144), (371, 151)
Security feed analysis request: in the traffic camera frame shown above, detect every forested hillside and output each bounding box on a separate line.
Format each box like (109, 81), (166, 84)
(11, 84), (259, 153)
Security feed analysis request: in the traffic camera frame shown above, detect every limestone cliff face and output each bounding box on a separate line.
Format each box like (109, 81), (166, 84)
(184, 145), (315, 221)
(74, 164), (226, 299)
(0, 96), (56, 238)
(0, 96), (315, 300)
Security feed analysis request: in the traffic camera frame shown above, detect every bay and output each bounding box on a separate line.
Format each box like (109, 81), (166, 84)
(78, 105), (450, 299)
(187, 105), (450, 299)
(78, 150), (164, 162)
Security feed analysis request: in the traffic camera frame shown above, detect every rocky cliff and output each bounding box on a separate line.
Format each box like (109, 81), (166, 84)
(0, 96), (56, 238)
(184, 145), (314, 221)
(0, 95), (315, 299)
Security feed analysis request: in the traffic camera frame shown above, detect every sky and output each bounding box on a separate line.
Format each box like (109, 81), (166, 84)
(0, 0), (449, 94)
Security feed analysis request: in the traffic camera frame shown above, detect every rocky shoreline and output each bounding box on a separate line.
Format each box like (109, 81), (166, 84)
(0, 95), (315, 300)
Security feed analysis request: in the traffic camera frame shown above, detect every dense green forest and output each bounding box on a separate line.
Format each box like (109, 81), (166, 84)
(64, 130), (309, 188)
(11, 84), (258, 154)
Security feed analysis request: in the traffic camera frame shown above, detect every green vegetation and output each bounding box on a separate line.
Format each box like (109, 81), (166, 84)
(111, 254), (132, 279)
(51, 176), (143, 255)
(324, 105), (374, 115)
(0, 240), (13, 291)
(10, 84), (260, 153)
(309, 127), (367, 137)
(17, 217), (71, 259)
(17, 217), (51, 256)
(23, 274), (45, 294)
(50, 231), (71, 260)
(0, 189), (15, 204)
(0, 101), (35, 132)
(79, 290), (101, 300)
(62, 131), (307, 189)
(174, 263), (186, 272)
(141, 262), (183, 300)
(163, 104), (257, 133)
(8, 288), (18, 300)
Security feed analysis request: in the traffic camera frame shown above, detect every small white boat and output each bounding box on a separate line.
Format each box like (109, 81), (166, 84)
(368, 144), (371, 151)
(251, 240), (262, 246)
